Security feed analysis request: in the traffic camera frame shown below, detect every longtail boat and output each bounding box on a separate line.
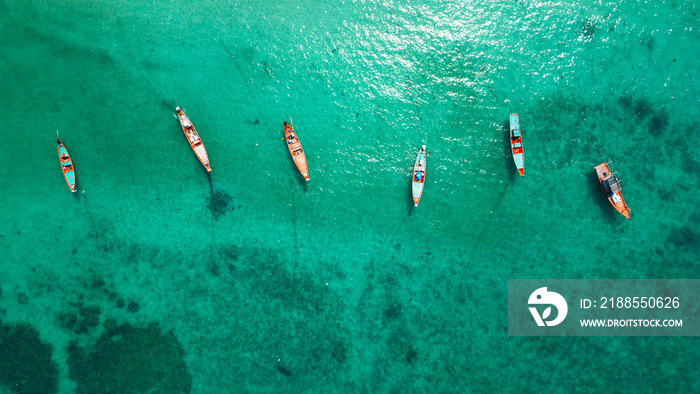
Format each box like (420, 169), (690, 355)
(175, 106), (211, 172)
(509, 113), (524, 176)
(594, 161), (631, 219)
(284, 121), (309, 181)
(412, 145), (426, 207)
(56, 135), (76, 192)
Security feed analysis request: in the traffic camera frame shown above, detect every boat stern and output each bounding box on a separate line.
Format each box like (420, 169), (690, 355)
(513, 153), (524, 176)
(412, 181), (424, 207)
(65, 170), (76, 192)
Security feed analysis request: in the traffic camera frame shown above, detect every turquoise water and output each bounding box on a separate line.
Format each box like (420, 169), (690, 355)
(1, 0), (699, 392)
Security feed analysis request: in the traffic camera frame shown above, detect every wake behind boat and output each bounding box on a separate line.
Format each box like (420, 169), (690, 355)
(412, 145), (426, 207)
(176, 106), (211, 172)
(594, 161), (631, 219)
(56, 136), (76, 192)
(510, 113), (524, 176)
(284, 121), (309, 181)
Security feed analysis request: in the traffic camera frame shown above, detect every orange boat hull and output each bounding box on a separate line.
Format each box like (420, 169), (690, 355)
(57, 139), (76, 192)
(412, 145), (426, 207)
(284, 121), (309, 181)
(176, 106), (211, 172)
(594, 162), (631, 219)
(509, 113), (524, 176)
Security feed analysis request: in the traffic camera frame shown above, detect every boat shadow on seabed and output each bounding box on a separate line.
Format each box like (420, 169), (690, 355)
(501, 120), (517, 182)
(406, 147), (426, 216)
(406, 178), (415, 216)
(587, 170), (623, 224)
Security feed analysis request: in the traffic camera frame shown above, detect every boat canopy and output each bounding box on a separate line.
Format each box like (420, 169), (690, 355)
(512, 128), (520, 137)
(605, 176), (621, 193)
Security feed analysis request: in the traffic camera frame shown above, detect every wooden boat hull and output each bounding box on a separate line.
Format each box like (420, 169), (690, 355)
(412, 145), (426, 206)
(509, 113), (524, 176)
(176, 106), (211, 172)
(56, 139), (76, 192)
(284, 121), (309, 181)
(594, 162), (631, 219)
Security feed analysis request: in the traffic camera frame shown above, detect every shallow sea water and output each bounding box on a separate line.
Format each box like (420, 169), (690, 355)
(1, 0), (699, 392)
